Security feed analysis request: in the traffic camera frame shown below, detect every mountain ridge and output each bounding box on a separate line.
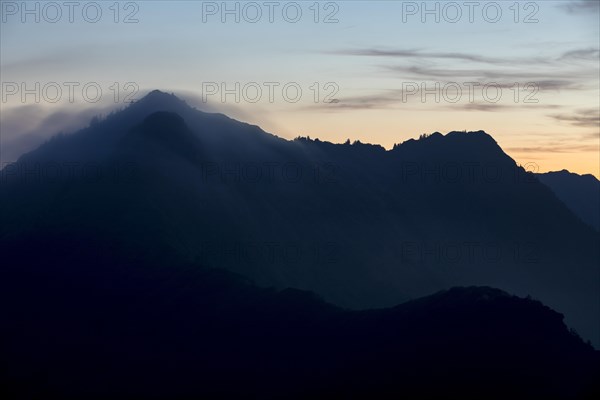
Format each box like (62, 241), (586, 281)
(537, 169), (600, 231)
(5, 91), (517, 165)
(1, 231), (598, 398)
(1, 90), (598, 347)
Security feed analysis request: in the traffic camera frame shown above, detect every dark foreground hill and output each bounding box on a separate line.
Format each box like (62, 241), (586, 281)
(1, 235), (598, 399)
(1, 91), (598, 347)
(537, 170), (600, 231)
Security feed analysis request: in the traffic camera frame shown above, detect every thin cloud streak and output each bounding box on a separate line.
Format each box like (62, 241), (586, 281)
(558, 0), (600, 14)
(549, 108), (600, 128)
(506, 144), (599, 154)
(333, 47), (599, 66)
(332, 48), (550, 65)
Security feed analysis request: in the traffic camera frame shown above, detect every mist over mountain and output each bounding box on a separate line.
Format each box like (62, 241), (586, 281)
(537, 170), (600, 231)
(2, 90), (598, 349)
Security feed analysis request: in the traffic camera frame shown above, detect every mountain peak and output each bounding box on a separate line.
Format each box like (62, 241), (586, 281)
(446, 129), (494, 140)
(393, 130), (506, 160)
(144, 89), (178, 100)
(132, 90), (189, 111)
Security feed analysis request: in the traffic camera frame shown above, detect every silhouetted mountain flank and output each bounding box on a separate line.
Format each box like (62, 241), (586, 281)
(1, 90), (599, 348)
(1, 236), (598, 399)
(123, 111), (204, 164)
(537, 170), (600, 231)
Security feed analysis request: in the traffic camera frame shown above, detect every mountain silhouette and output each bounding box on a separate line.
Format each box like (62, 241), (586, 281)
(1, 90), (599, 348)
(537, 170), (600, 231)
(1, 234), (598, 399)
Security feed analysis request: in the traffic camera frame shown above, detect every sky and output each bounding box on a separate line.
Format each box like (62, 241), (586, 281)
(1, 0), (599, 177)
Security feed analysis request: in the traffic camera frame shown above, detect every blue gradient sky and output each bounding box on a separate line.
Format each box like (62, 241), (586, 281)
(1, 0), (599, 176)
